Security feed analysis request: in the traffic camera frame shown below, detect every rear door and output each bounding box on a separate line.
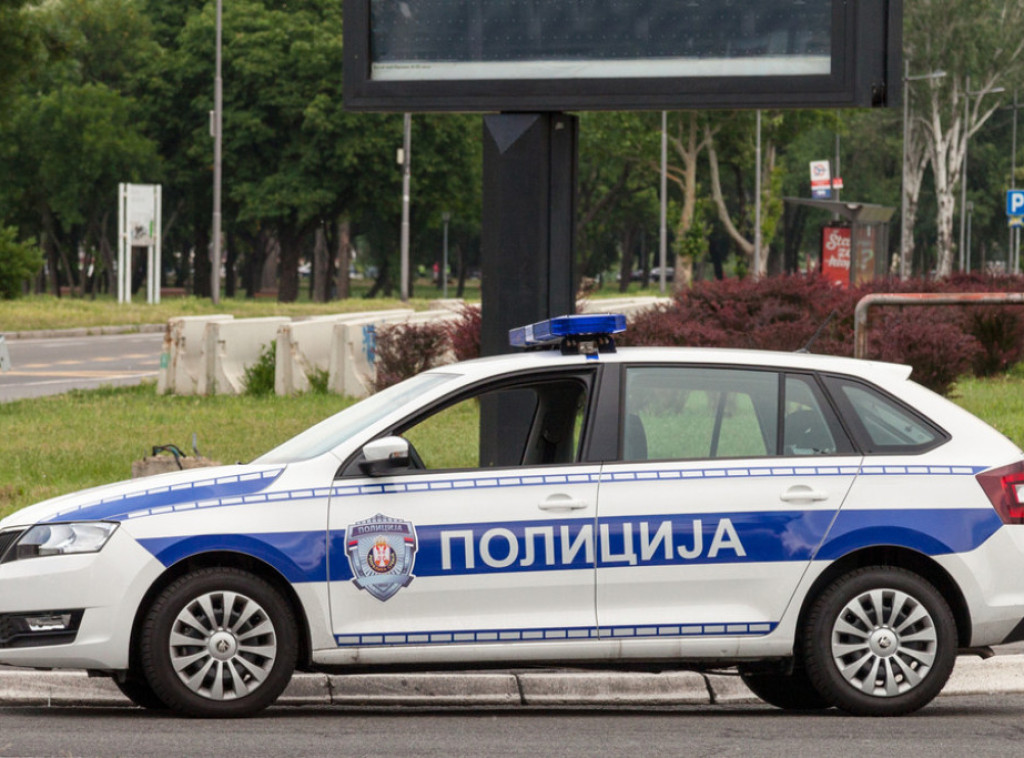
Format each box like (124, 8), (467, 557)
(596, 365), (862, 647)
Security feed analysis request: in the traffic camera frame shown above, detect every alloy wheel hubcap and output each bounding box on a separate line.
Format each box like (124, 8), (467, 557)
(168, 590), (277, 701)
(829, 588), (937, 698)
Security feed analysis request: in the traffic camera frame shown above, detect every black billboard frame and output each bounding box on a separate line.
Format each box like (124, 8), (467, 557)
(343, 0), (902, 113)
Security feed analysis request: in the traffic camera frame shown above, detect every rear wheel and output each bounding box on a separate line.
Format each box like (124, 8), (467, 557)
(140, 568), (298, 718)
(739, 665), (831, 710)
(803, 566), (957, 716)
(113, 673), (167, 710)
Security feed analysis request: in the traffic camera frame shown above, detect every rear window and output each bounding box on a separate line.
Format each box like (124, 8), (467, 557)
(823, 376), (947, 454)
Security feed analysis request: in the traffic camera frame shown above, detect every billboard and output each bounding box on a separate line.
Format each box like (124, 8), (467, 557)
(344, 0), (901, 111)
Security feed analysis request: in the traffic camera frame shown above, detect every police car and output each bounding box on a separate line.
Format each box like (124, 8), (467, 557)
(2, 314), (1024, 718)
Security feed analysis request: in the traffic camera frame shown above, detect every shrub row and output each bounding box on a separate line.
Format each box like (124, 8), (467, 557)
(622, 273), (1024, 395)
(371, 275), (1024, 396)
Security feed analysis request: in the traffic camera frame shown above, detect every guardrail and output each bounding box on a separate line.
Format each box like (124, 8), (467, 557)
(854, 292), (1024, 359)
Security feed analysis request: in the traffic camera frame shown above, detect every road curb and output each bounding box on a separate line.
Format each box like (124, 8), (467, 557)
(1, 654), (1021, 709)
(2, 324), (166, 340)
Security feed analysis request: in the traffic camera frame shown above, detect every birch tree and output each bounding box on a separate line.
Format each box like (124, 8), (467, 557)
(906, 0), (1024, 275)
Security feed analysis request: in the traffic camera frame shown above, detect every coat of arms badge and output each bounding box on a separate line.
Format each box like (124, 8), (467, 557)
(345, 514), (418, 601)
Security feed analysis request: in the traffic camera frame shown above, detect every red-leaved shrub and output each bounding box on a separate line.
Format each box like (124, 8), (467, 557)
(372, 321), (451, 392)
(447, 304), (482, 362)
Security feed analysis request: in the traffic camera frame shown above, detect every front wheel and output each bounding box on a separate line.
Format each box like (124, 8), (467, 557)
(739, 665), (831, 711)
(140, 568), (298, 718)
(803, 566), (957, 716)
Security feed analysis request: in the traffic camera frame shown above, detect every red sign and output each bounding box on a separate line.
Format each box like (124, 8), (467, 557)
(821, 226), (851, 288)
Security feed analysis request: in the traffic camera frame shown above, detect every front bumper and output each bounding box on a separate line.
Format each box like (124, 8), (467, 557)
(0, 528), (164, 670)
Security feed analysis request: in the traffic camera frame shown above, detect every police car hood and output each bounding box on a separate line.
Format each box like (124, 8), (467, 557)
(0, 463), (285, 529)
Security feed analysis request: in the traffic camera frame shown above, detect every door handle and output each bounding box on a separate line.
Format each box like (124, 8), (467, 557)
(539, 495), (589, 511)
(779, 485), (829, 503)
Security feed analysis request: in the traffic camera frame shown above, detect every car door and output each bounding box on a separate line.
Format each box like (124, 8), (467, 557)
(327, 370), (601, 657)
(595, 365), (862, 648)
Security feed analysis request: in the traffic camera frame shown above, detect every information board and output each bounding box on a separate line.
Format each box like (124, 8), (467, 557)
(344, 0), (901, 111)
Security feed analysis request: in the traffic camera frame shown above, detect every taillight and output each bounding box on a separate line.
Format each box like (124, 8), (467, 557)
(977, 461), (1024, 524)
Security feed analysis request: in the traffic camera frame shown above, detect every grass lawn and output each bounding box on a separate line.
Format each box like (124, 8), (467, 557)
(2, 369), (1024, 520)
(0, 282), (666, 333)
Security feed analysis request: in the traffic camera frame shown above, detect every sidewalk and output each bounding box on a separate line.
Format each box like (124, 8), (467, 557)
(2, 654), (1023, 708)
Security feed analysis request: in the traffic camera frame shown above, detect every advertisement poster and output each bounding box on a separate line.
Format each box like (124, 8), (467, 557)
(821, 226), (851, 287)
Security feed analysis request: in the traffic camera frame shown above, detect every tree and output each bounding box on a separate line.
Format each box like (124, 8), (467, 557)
(0, 0), (161, 295)
(0, 0), (38, 106)
(906, 0), (1024, 275)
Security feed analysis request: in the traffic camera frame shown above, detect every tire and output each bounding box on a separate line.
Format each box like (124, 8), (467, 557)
(740, 665), (831, 711)
(113, 673), (167, 710)
(802, 566), (957, 716)
(140, 568), (298, 718)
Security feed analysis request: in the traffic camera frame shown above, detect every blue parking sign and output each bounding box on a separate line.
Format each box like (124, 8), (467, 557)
(1008, 189), (1024, 216)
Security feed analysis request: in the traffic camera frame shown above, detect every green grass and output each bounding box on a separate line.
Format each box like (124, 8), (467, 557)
(0, 292), (450, 333)
(951, 365), (1024, 445)
(0, 384), (355, 518)
(1, 281), (659, 334)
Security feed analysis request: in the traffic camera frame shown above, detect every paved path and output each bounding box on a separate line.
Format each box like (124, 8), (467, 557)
(0, 326), (164, 402)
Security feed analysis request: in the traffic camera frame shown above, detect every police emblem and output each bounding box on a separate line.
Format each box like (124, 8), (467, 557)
(345, 514), (418, 601)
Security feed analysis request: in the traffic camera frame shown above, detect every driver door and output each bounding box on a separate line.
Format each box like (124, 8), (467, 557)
(327, 371), (601, 655)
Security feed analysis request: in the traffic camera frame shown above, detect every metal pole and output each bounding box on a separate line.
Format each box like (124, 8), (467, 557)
(212, 0), (222, 304)
(659, 111), (667, 293)
(900, 61), (911, 279)
(400, 113), (411, 302)
(442, 211), (450, 299)
(754, 110), (762, 277)
(960, 75), (970, 273)
(834, 111), (841, 204)
(1013, 90), (1019, 272)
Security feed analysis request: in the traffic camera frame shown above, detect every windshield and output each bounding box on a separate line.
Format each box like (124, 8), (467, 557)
(254, 372), (458, 464)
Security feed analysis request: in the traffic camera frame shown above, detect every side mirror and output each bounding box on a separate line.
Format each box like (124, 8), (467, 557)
(359, 436), (411, 476)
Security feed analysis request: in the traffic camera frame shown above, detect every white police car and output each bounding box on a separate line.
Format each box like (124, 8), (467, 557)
(2, 314), (1024, 717)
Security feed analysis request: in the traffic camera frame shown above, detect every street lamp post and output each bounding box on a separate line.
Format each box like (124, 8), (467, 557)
(399, 113), (412, 301)
(441, 211), (451, 299)
(212, 0), (223, 304)
(659, 111), (667, 294)
(900, 63), (946, 279)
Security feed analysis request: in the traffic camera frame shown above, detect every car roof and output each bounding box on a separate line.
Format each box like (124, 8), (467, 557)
(433, 346), (913, 386)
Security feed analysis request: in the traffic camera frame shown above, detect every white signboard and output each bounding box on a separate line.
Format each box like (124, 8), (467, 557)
(810, 160), (832, 199)
(118, 183), (162, 304)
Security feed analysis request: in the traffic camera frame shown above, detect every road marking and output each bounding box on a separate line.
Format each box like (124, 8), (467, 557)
(1, 370), (158, 378)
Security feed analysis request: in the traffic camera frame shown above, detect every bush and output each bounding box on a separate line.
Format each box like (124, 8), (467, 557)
(869, 313), (981, 397)
(373, 321), (452, 392)
(447, 304), (481, 362)
(243, 343), (276, 396)
(0, 227), (41, 299)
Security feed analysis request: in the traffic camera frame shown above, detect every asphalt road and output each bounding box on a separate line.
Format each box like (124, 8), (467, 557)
(1, 696), (1023, 758)
(0, 332), (163, 402)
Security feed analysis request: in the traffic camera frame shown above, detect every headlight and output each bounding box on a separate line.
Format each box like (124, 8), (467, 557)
(6, 522), (119, 562)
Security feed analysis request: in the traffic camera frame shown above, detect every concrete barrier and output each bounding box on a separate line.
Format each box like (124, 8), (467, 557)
(274, 311), (413, 396)
(0, 334), (10, 373)
(198, 317), (291, 395)
(157, 315), (234, 395)
(328, 310), (458, 398)
(579, 296), (672, 318)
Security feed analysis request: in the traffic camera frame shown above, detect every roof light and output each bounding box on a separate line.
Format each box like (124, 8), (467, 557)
(509, 314), (626, 356)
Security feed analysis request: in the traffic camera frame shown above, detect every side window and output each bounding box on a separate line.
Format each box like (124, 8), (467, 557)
(823, 375), (946, 454)
(399, 378), (589, 470)
(623, 367), (778, 461)
(783, 374), (844, 456)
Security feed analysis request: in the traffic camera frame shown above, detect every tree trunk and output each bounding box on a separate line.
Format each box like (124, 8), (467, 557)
(278, 228), (301, 302)
(335, 218), (351, 300)
(312, 225), (330, 302)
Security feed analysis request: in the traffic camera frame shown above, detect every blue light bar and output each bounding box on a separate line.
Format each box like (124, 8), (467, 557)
(509, 314), (626, 348)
